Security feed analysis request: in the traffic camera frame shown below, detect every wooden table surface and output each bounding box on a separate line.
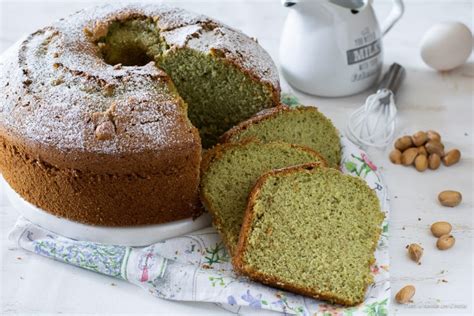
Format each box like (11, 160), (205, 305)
(1, 0), (473, 315)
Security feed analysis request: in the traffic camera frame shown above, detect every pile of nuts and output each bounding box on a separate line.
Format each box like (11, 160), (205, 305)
(388, 131), (464, 304)
(389, 130), (461, 171)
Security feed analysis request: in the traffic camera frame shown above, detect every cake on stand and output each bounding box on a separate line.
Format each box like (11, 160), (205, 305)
(2, 177), (212, 246)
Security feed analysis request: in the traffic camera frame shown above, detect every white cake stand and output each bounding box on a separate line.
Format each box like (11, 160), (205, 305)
(2, 177), (212, 246)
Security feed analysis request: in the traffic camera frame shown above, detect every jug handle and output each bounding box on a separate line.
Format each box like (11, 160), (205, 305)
(381, 0), (404, 36)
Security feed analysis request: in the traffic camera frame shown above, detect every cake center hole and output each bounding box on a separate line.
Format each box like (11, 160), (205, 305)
(101, 44), (153, 66)
(96, 18), (163, 67)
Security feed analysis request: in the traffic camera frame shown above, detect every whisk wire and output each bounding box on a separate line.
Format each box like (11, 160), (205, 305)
(346, 89), (397, 148)
(346, 63), (405, 149)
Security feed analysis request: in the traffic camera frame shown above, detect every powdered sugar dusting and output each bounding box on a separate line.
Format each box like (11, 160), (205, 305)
(0, 4), (279, 159)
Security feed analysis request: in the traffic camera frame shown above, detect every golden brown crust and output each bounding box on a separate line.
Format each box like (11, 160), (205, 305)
(1, 130), (203, 226)
(200, 141), (328, 255)
(233, 163), (381, 306)
(220, 104), (332, 144)
(219, 105), (291, 143)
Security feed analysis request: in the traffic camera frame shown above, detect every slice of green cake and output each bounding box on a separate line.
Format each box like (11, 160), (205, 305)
(233, 163), (384, 306)
(200, 141), (327, 255)
(220, 106), (341, 168)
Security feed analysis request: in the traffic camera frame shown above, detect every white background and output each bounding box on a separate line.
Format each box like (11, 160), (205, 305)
(0, 0), (473, 315)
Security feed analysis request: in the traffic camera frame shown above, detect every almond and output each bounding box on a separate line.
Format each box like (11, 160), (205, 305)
(389, 149), (402, 164)
(425, 140), (445, 157)
(395, 285), (415, 304)
(438, 190), (462, 207)
(407, 243), (423, 263)
(395, 136), (414, 151)
(417, 146), (427, 156)
(437, 234), (455, 250)
(428, 153), (441, 170)
(430, 222), (452, 238)
(401, 148), (418, 166)
(414, 155), (428, 172)
(442, 149), (461, 166)
(427, 130), (441, 142)
(412, 131), (428, 147)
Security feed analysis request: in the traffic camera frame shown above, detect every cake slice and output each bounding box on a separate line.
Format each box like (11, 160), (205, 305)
(220, 105), (341, 168)
(233, 163), (384, 306)
(200, 141), (327, 255)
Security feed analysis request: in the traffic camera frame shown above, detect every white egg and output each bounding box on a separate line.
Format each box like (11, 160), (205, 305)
(420, 22), (473, 71)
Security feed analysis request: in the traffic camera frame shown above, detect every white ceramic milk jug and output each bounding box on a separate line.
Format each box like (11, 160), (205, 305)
(280, 0), (404, 97)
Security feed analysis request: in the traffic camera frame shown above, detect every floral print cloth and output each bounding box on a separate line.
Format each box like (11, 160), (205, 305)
(9, 135), (390, 316)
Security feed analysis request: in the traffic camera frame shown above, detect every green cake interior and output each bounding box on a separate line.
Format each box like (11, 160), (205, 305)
(200, 141), (325, 254)
(97, 18), (275, 147)
(237, 166), (384, 305)
(226, 107), (341, 168)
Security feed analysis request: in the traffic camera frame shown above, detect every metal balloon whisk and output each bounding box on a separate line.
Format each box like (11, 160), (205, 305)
(346, 63), (406, 148)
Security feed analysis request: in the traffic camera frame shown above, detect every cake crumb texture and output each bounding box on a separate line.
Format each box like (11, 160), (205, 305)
(233, 164), (384, 306)
(221, 106), (341, 168)
(200, 141), (326, 254)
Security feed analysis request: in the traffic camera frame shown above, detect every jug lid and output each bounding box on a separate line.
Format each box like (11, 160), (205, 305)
(329, 0), (370, 10)
(283, 0), (371, 10)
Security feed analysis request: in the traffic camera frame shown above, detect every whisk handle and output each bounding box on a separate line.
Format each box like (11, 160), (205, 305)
(377, 63), (405, 95)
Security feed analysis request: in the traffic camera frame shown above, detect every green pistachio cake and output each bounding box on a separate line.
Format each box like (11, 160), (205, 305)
(97, 14), (280, 147)
(200, 141), (327, 255)
(233, 163), (384, 306)
(220, 105), (342, 168)
(0, 4), (281, 226)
